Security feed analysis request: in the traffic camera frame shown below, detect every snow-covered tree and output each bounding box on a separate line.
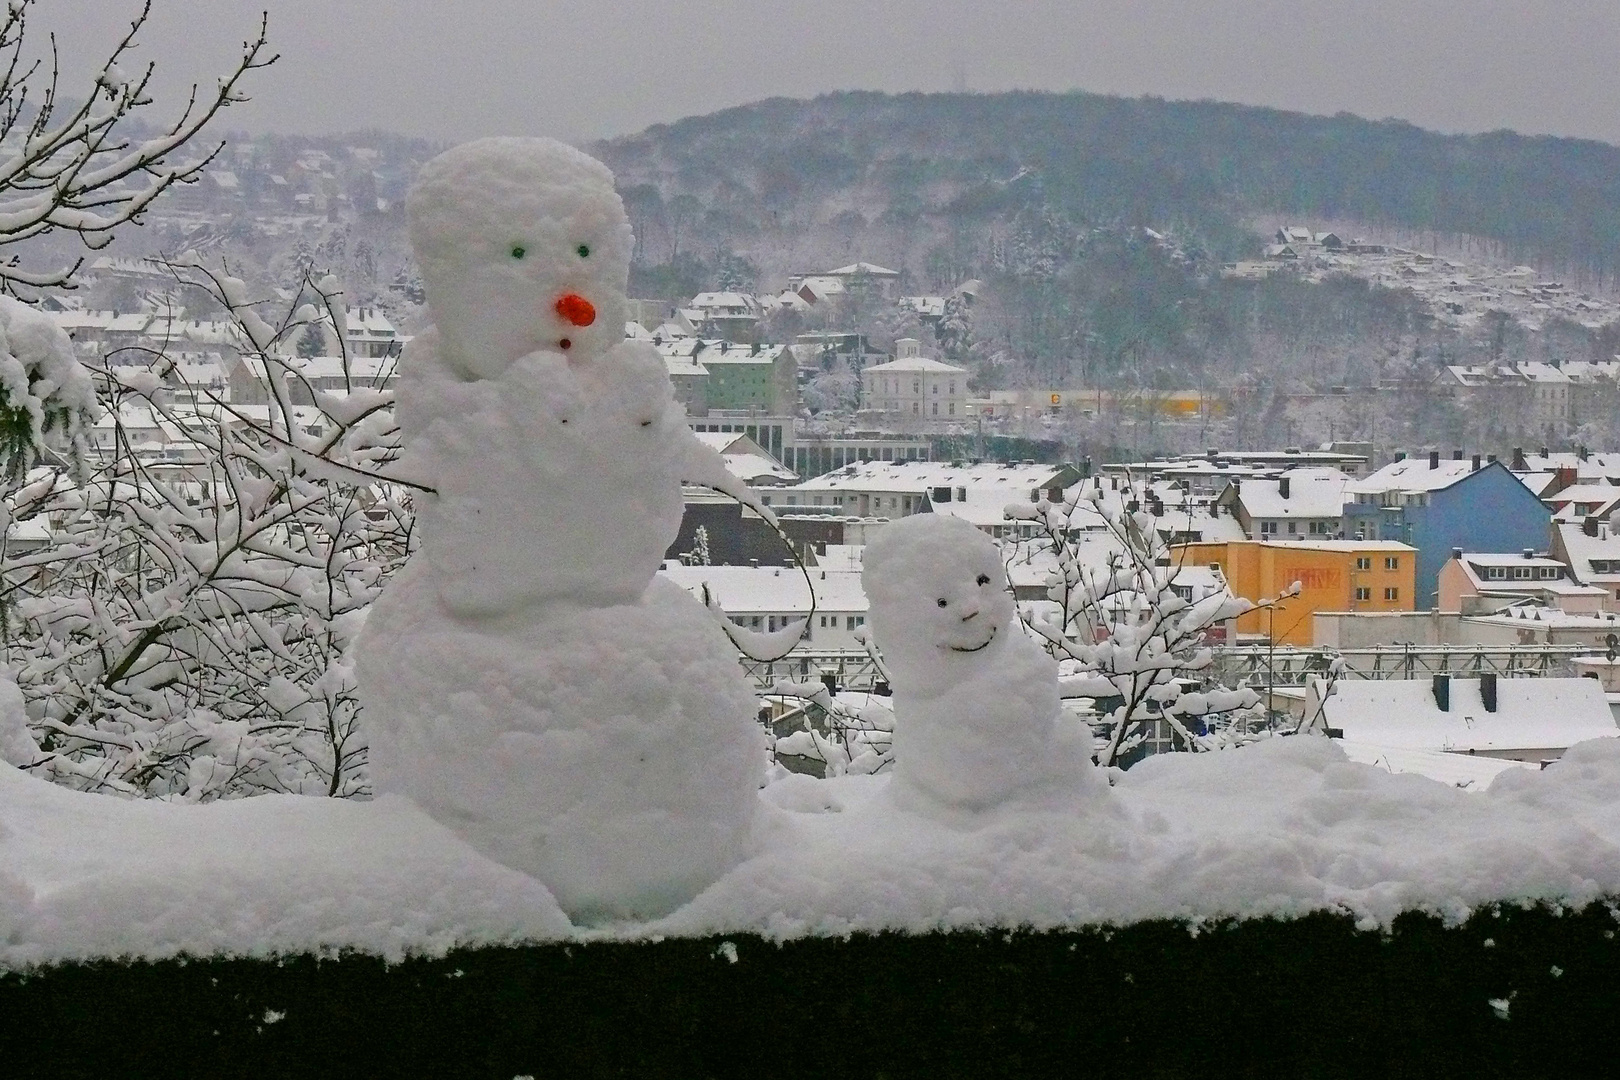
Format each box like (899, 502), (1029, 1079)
(1005, 486), (1296, 766)
(935, 293), (973, 361)
(689, 524), (711, 566)
(0, 264), (410, 799)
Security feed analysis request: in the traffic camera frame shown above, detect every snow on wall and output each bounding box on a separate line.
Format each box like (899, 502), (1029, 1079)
(6, 732), (1620, 964)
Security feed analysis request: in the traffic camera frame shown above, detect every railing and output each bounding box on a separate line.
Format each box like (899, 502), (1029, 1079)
(1208, 644), (1591, 688)
(741, 651), (883, 693)
(741, 643), (1597, 694)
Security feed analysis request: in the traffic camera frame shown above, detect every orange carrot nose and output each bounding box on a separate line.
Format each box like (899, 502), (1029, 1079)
(555, 293), (596, 327)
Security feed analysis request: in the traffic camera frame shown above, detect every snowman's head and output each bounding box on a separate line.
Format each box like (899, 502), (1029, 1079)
(407, 137), (632, 380)
(863, 514), (1016, 691)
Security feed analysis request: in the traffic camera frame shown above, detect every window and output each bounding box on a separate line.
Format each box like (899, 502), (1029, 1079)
(912, 402), (919, 414)
(1484, 566), (1507, 580)
(1259, 521), (1278, 536)
(912, 379), (920, 393)
(1512, 566), (1532, 580)
(1355, 556), (1372, 571)
(1384, 587), (1399, 601)
(948, 403), (956, 416)
(931, 401), (939, 415)
(1537, 566), (1561, 580)
(1309, 521), (1332, 535)
(1287, 521), (1298, 535)
(1354, 587), (1372, 601)
(1384, 556), (1399, 570)
(948, 380), (956, 394)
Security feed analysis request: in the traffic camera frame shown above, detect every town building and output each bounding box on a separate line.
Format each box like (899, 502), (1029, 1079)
(656, 563), (869, 650)
(1551, 516), (1620, 612)
(1344, 454), (1549, 609)
(859, 339), (968, 420)
(1215, 468), (1351, 541)
(1436, 551), (1606, 615)
(1173, 539), (1417, 645)
(773, 459), (1083, 533)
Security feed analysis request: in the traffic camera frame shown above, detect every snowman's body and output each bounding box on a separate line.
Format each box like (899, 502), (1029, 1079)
(862, 515), (1099, 813)
(357, 138), (762, 921)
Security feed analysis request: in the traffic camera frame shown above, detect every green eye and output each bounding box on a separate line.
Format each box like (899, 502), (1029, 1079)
(511, 245), (526, 259)
(576, 244), (590, 258)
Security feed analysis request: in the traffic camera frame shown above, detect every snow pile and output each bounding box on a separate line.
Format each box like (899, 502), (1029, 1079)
(0, 762), (570, 966)
(652, 735), (1620, 939)
(863, 515), (1099, 811)
(358, 138), (765, 923)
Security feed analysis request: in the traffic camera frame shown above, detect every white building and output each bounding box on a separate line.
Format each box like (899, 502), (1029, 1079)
(657, 562), (869, 650)
(859, 339), (968, 419)
(1217, 468), (1351, 540)
(775, 459), (1084, 537)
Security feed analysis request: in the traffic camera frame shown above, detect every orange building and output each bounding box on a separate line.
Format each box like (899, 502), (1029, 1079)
(1172, 539), (1417, 646)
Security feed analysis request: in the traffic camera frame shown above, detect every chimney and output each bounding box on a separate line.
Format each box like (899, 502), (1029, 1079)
(1480, 673), (1498, 714)
(1579, 445), (1590, 462)
(1522, 549), (1535, 559)
(1471, 454), (1481, 471)
(1488, 454), (1498, 464)
(1432, 673), (1450, 712)
(1429, 450), (1440, 470)
(1585, 516), (1600, 537)
(1206, 448), (1219, 461)
(1279, 476), (1291, 499)
(1394, 451), (1407, 462)
(1540, 446), (1549, 458)
(1451, 547), (1463, 560)
(1512, 447), (1526, 471)
(1453, 449), (1463, 460)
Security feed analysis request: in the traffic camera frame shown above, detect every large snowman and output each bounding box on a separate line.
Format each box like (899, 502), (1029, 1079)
(862, 514), (1101, 814)
(357, 138), (764, 923)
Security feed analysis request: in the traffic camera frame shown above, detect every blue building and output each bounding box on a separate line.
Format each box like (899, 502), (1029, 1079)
(1343, 453), (1550, 610)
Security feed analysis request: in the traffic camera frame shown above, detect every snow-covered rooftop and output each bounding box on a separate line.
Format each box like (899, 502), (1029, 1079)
(1323, 678), (1617, 756)
(1349, 458), (1494, 495)
(1231, 468), (1351, 519)
(790, 460), (1069, 495)
(862, 356), (967, 374)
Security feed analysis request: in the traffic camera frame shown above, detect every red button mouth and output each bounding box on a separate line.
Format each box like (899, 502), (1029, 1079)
(556, 293), (596, 327)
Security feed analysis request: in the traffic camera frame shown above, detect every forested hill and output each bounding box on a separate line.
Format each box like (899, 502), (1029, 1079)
(593, 90), (1620, 291)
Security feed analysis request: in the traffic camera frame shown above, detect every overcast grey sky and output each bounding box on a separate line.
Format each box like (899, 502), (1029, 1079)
(47, 0), (1620, 146)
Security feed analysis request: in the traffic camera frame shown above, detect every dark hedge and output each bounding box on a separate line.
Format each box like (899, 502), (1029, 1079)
(3, 903), (1619, 1078)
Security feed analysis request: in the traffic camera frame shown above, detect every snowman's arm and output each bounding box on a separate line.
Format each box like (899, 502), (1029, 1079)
(699, 582), (808, 662)
(676, 426), (779, 528)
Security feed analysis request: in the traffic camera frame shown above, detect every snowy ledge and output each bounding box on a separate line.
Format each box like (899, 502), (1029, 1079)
(5, 735), (1620, 966)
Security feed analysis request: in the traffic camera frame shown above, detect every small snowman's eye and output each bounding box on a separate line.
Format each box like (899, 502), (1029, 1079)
(936, 598), (948, 608)
(976, 574), (991, 586)
(576, 244), (591, 258)
(511, 245), (526, 259)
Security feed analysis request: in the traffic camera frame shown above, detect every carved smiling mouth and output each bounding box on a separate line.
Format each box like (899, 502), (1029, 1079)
(948, 625), (997, 653)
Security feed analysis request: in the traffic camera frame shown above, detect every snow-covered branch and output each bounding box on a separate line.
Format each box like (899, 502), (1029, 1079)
(0, 2), (275, 290)
(0, 265), (408, 800)
(1005, 480), (1295, 766)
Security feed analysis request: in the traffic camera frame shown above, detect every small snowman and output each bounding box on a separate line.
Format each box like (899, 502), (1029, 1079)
(358, 138), (763, 922)
(862, 514), (1099, 813)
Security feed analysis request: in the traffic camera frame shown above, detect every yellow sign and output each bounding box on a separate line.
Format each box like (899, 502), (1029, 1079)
(1050, 393), (1062, 405)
